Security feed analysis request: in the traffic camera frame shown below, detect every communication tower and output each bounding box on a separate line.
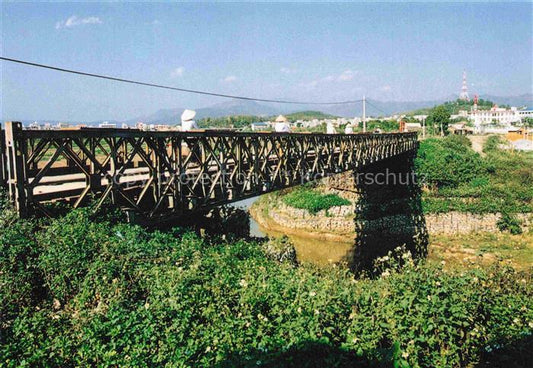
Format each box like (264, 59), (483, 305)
(459, 71), (470, 101)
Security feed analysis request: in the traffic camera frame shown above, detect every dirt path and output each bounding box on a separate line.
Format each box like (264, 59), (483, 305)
(468, 135), (488, 154)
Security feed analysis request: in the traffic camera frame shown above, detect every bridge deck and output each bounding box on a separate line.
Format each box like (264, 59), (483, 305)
(2, 122), (418, 220)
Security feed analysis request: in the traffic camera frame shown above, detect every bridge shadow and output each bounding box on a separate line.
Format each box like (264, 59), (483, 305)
(344, 151), (428, 274)
(151, 204), (252, 241)
(215, 340), (396, 368)
(214, 335), (533, 368)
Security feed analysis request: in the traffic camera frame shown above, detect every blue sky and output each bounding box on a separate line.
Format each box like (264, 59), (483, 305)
(1, 2), (532, 121)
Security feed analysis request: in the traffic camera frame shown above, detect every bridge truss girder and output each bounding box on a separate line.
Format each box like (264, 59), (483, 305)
(2, 122), (418, 220)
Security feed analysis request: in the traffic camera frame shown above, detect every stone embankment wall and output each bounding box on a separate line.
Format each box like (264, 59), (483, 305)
(254, 171), (532, 238)
(265, 202), (354, 235)
(259, 201), (532, 239)
(426, 212), (532, 235)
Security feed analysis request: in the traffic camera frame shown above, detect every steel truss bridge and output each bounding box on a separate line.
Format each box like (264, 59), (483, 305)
(1, 122), (418, 221)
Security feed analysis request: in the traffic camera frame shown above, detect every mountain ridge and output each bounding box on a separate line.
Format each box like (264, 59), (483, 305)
(7, 94), (532, 125)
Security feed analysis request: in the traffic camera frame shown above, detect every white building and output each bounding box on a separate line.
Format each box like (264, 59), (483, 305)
(28, 121), (40, 130)
(99, 121), (117, 128)
(471, 106), (533, 133)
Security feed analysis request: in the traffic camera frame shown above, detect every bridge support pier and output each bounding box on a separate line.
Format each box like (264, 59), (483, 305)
(349, 150), (428, 273)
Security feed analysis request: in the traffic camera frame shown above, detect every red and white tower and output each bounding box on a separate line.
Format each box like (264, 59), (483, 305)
(459, 71), (470, 101)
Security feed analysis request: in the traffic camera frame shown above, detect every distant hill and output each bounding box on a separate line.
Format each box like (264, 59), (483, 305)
(319, 99), (449, 117)
(128, 99), (280, 124)
(284, 111), (338, 121)
(403, 94), (533, 116)
(197, 99), (280, 119)
(9, 94), (532, 125)
(480, 94), (532, 109)
(320, 94), (533, 117)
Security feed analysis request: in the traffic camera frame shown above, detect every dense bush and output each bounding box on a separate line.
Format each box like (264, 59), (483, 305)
(1, 209), (532, 367)
(497, 213), (524, 235)
(282, 187), (351, 214)
(483, 135), (505, 153)
(0, 201), (42, 323)
(415, 137), (486, 189)
(417, 135), (533, 215)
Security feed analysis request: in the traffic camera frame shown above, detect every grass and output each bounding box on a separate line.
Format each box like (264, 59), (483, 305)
(428, 232), (533, 271)
(282, 187), (351, 214)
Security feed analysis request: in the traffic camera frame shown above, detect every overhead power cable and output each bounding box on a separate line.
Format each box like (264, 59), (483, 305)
(0, 56), (364, 106)
(366, 100), (389, 116)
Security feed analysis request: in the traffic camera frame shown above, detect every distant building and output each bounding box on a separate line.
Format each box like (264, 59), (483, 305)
(251, 122), (269, 131)
(506, 128), (530, 142)
(404, 122), (422, 132)
(470, 106), (533, 133)
(449, 123), (474, 135)
(136, 122), (147, 131)
(412, 115), (428, 122)
(99, 122), (117, 128)
(155, 124), (175, 131)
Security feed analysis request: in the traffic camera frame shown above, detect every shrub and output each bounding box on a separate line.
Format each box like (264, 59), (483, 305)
(37, 209), (112, 303)
(483, 135), (504, 153)
(416, 138), (487, 188)
(0, 216), (43, 322)
(440, 134), (472, 151)
(262, 235), (298, 265)
(417, 136), (532, 214)
(282, 187), (351, 214)
(1, 210), (532, 367)
(497, 213), (523, 235)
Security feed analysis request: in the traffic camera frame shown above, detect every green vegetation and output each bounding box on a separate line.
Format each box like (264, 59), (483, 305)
(523, 117), (533, 128)
(198, 115), (265, 129)
(284, 111), (338, 122)
(407, 98), (500, 116)
(196, 111), (339, 130)
(429, 232), (533, 271)
(497, 213), (524, 235)
(1, 205), (532, 367)
(483, 135), (506, 153)
(357, 119), (399, 132)
(416, 135), (484, 188)
(440, 98), (506, 114)
(416, 135), (533, 214)
(282, 187), (351, 214)
(425, 105), (451, 135)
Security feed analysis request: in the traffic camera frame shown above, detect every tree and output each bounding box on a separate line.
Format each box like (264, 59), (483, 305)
(429, 105), (451, 136)
(522, 117), (533, 128)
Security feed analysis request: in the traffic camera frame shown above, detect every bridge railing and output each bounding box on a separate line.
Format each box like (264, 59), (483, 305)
(3, 121), (418, 219)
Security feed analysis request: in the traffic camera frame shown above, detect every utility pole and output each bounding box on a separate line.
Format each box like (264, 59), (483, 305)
(362, 95), (366, 133)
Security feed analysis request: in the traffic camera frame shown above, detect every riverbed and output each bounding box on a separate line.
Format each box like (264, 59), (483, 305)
(234, 197), (353, 266)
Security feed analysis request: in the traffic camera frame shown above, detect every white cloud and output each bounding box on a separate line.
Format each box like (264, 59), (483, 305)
(280, 67), (295, 74)
(380, 85), (392, 92)
(302, 69), (358, 88)
(56, 15), (102, 29)
(299, 80), (319, 90)
(171, 67), (185, 78)
(338, 69), (356, 81)
(221, 75), (237, 83)
(151, 20), (161, 25)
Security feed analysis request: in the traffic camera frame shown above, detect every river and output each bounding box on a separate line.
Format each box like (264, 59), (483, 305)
(233, 197), (353, 266)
